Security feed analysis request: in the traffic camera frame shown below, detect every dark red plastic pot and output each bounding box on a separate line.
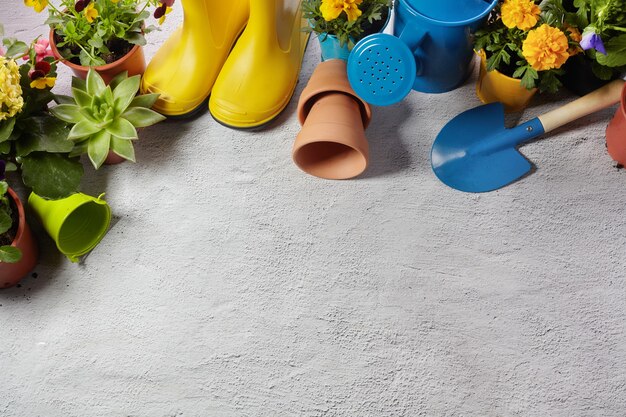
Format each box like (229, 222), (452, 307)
(606, 82), (626, 165)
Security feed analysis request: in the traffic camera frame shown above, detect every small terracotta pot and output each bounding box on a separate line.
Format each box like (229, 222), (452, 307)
(50, 29), (146, 85)
(293, 60), (372, 179)
(0, 188), (38, 289)
(104, 151), (127, 165)
(606, 83), (626, 165)
(476, 50), (537, 113)
(293, 93), (369, 179)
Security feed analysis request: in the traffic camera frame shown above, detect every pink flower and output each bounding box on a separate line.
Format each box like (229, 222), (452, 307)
(0, 46), (5, 56)
(33, 38), (53, 62)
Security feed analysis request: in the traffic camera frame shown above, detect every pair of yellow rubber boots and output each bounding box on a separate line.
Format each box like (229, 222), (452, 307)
(140, 0), (309, 129)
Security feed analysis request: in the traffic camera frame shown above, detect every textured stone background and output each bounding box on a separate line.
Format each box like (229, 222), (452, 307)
(2, 2), (626, 416)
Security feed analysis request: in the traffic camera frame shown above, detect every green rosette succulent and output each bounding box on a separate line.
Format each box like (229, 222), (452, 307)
(51, 69), (165, 169)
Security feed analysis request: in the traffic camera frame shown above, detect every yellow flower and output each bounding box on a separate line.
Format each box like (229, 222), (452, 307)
(110, 0), (120, 3)
(30, 76), (56, 89)
(320, 0), (363, 22)
(522, 24), (570, 71)
(24, 0), (48, 13)
(159, 6), (172, 25)
(501, 0), (540, 31)
(0, 57), (24, 121)
(84, 2), (99, 23)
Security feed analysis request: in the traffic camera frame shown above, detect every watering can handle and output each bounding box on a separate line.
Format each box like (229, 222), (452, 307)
(397, 27), (427, 76)
(538, 79), (625, 133)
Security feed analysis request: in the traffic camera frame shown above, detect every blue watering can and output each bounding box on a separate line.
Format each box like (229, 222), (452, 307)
(347, 0), (498, 105)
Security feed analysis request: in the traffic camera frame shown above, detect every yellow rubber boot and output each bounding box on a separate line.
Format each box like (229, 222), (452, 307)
(140, 0), (249, 117)
(208, 0), (309, 128)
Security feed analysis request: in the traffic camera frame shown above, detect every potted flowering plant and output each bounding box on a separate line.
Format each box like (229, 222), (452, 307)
(24, 0), (175, 83)
(1, 24), (83, 200)
(559, 0), (626, 95)
(303, 0), (392, 61)
(0, 160), (38, 288)
(473, 0), (579, 112)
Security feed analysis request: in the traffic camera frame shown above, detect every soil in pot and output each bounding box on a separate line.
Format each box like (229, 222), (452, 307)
(0, 197), (18, 247)
(53, 32), (133, 66)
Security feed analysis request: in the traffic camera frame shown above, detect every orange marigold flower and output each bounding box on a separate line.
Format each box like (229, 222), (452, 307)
(522, 24), (570, 71)
(501, 0), (540, 31)
(565, 25), (583, 56)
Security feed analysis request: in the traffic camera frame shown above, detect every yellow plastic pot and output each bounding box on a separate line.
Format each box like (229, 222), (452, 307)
(28, 192), (111, 263)
(476, 50), (537, 113)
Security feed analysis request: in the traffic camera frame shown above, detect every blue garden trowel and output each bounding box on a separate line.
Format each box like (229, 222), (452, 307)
(431, 79), (625, 193)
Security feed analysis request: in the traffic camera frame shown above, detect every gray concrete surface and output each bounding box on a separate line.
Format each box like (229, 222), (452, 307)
(2, 2), (626, 416)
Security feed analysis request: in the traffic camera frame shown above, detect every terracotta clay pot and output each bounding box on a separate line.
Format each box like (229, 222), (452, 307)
(0, 188), (38, 289)
(50, 30), (146, 85)
(104, 151), (127, 165)
(476, 50), (537, 113)
(293, 60), (372, 179)
(606, 83), (626, 165)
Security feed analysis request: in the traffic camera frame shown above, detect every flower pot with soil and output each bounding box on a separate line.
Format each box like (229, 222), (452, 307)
(473, 0), (579, 112)
(558, 0), (626, 97)
(0, 180), (38, 289)
(25, 0), (176, 84)
(303, 0), (392, 61)
(476, 49), (537, 113)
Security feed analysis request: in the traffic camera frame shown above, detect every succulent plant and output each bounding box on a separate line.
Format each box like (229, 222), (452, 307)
(51, 69), (165, 169)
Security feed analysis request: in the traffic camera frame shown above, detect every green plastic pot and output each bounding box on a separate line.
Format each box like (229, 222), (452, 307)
(28, 192), (111, 262)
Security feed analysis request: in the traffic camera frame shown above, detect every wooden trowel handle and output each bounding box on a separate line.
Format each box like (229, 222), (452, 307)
(538, 79), (625, 133)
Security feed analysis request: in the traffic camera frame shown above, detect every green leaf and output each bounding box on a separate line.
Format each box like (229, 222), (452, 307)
(5, 41), (29, 60)
(124, 31), (147, 46)
(72, 88), (93, 108)
(0, 209), (11, 235)
(69, 140), (88, 158)
(108, 71), (129, 91)
(130, 93), (160, 109)
(50, 104), (85, 124)
(72, 77), (87, 92)
(0, 246), (22, 264)
(0, 118), (16, 144)
(113, 75), (141, 114)
(86, 69), (106, 96)
(591, 61), (616, 80)
(21, 153), (83, 199)
(106, 118), (137, 139)
(0, 141), (10, 154)
(87, 130), (111, 169)
(121, 108), (166, 128)
(54, 94), (76, 105)
(15, 116), (74, 157)
(68, 120), (102, 141)
(596, 34), (626, 67)
(110, 137), (135, 162)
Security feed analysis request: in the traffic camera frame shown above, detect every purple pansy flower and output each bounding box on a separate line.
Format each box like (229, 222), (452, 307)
(580, 32), (607, 55)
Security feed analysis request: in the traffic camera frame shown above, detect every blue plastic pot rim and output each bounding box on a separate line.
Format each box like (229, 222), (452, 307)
(397, 0), (498, 27)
